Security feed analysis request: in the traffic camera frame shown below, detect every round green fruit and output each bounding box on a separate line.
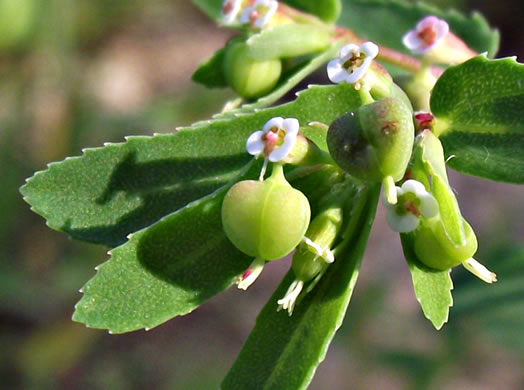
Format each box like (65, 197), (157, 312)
(414, 218), (478, 270)
(221, 174), (310, 260)
(223, 41), (282, 98)
(327, 97), (414, 182)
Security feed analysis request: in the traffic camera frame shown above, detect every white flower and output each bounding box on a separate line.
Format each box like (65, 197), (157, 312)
(246, 117), (299, 162)
(384, 179), (439, 233)
(240, 0), (278, 28)
(327, 42), (379, 85)
(402, 16), (449, 54)
(221, 0), (242, 25)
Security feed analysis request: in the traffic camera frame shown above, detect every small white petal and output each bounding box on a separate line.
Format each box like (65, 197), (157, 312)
(339, 43), (359, 60)
(401, 179), (427, 195)
(246, 130), (265, 156)
(282, 118), (299, 135)
(360, 41), (379, 59)
(269, 139), (294, 161)
(418, 192), (439, 218)
(402, 30), (423, 51)
(327, 59), (348, 84)
(387, 210), (420, 233)
(263, 117), (284, 133)
(345, 57), (371, 84)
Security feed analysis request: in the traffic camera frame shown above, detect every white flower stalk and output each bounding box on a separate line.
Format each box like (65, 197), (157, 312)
(277, 280), (304, 315)
(240, 0), (278, 29)
(402, 16), (449, 54)
(221, 0), (242, 24)
(236, 257), (265, 290)
(462, 258), (497, 284)
(384, 179), (439, 233)
(246, 117), (299, 180)
(327, 42), (379, 87)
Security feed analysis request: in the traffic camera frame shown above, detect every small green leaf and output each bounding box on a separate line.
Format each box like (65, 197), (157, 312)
(246, 24), (331, 61)
(22, 83), (361, 247)
(282, 0), (341, 23)
(401, 234), (453, 330)
(192, 46), (228, 88)
(339, 0), (499, 58)
(431, 55), (524, 183)
(73, 163), (256, 333)
(417, 131), (465, 247)
(221, 184), (380, 390)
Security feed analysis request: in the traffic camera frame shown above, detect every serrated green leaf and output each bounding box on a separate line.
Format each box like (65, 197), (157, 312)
(339, 0), (499, 58)
(431, 55), (524, 183)
(22, 83), (361, 247)
(401, 234), (453, 330)
(73, 163), (257, 333)
(192, 46), (228, 88)
(283, 0), (341, 23)
(221, 184), (380, 390)
(246, 24), (331, 61)
(417, 131), (465, 247)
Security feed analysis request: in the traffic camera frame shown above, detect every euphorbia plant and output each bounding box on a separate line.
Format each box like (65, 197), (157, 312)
(20, 0), (524, 388)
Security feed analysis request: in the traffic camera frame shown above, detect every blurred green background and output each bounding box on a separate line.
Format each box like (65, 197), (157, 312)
(1, 0), (523, 389)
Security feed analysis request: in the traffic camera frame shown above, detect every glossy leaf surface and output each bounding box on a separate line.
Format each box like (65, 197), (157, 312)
(432, 55), (524, 183)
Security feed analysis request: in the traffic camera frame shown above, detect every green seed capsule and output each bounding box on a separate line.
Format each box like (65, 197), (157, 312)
(221, 165), (310, 260)
(223, 41), (282, 98)
(414, 218), (478, 270)
(327, 97), (414, 183)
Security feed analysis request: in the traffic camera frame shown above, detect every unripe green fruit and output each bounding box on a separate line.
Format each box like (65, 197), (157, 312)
(414, 218), (477, 270)
(223, 41), (282, 98)
(327, 97), (414, 182)
(221, 173), (310, 260)
(292, 207), (341, 282)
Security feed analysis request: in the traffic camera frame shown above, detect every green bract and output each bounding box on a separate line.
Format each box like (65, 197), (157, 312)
(414, 218), (478, 270)
(327, 96), (414, 182)
(223, 40), (282, 98)
(221, 165), (310, 260)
